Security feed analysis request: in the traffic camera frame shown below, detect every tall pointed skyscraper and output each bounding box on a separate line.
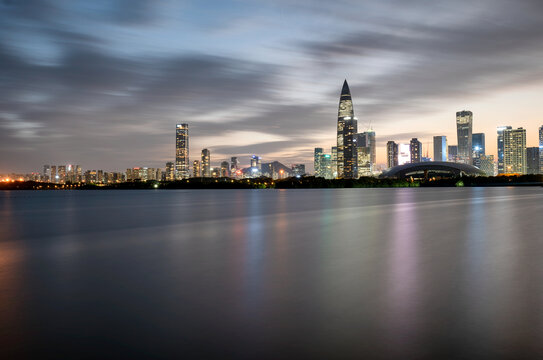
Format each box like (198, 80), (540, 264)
(337, 80), (358, 179)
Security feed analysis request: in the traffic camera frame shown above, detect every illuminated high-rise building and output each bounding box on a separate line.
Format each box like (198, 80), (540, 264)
(58, 165), (66, 184)
(337, 80), (358, 179)
(386, 141), (398, 169)
(357, 147), (371, 177)
(314, 148), (323, 176)
(472, 133), (485, 168)
(410, 138), (422, 163)
(433, 136), (447, 162)
(356, 131), (376, 171)
(51, 165), (57, 183)
(192, 160), (200, 178)
(291, 164), (305, 177)
(503, 127), (526, 174)
(201, 149), (210, 177)
(230, 157), (239, 173)
(448, 145), (458, 162)
(250, 155), (262, 169)
(175, 124), (189, 179)
(526, 147), (540, 175)
(479, 155), (495, 176)
(539, 125), (543, 173)
(220, 161), (230, 178)
(75, 165), (82, 183)
(165, 162), (175, 180)
(497, 126), (512, 174)
(456, 111), (473, 163)
(331, 146), (338, 178)
(43, 165), (51, 182)
(320, 154), (333, 179)
(398, 144), (410, 165)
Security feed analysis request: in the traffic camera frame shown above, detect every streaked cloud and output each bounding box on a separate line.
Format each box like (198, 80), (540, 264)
(1, 0), (543, 172)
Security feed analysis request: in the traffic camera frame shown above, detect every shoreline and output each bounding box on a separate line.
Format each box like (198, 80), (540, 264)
(1, 175), (542, 190)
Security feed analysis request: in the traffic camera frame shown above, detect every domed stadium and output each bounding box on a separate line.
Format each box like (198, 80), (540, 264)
(379, 161), (485, 179)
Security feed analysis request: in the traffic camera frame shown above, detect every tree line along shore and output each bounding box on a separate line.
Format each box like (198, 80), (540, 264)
(1, 175), (542, 190)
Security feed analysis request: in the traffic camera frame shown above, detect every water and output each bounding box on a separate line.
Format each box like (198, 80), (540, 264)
(1, 188), (543, 359)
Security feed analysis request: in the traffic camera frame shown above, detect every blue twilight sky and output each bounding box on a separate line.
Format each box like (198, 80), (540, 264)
(2, 0), (543, 172)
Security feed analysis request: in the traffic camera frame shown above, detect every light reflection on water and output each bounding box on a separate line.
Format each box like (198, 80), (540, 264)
(1, 188), (543, 358)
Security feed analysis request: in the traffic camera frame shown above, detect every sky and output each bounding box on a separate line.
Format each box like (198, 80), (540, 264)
(1, 0), (543, 173)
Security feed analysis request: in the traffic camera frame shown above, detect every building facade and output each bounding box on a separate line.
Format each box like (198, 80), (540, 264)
(479, 155), (495, 176)
(357, 147), (371, 177)
(410, 138), (422, 163)
(448, 145), (458, 162)
(503, 128), (526, 174)
(456, 110), (473, 163)
(201, 149), (211, 177)
(386, 141), (399, 169)
(331, 146), (338, 179)
(497, 126), (512, 174)
(175, 124), (189, 179)
(526, 147), (540, 175)
(337, 80), (358, 179)
(291, 164), (305, 176)
(540, 125), (543, 173)
(472, 133), (485, 168)
(220, 161), (230, 178)
(165, 162), (175, 181)
(192, 160), (200, 178)
(433, 136), (447, 162)
(314, 148), (323, 176)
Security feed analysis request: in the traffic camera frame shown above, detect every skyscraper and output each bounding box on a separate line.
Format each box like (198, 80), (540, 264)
(433, 136), (447, 162)
(497, 126), (512, 174)
(503, 128), (526, 174)
(398, 144), (410, 165)
(356, 131), (376, 171)
(230, 157), (239, 173)
(479, 155), (495, 176)
(526, 147), (540, 175)
(410, 138), (422, 163)
(314, 148), (323, 176)
(175, 124), (189, 179)
(448, 145), (458, 162)
(337, 80), (358, 179)
(472, 133), (485, 168)
(250, 155), (262, 169)
(386, 141), (399, 169)
(51, 165), (57, 183)
(331, 146), (338, 178)
(43, 165), (51, 182)
(291, 164), (305, 176)
(201, 149), (210, 177)
(192, 160), (200, 178)
(58, 165), (66, 184)
(357, 147), (371, 177)
(320, 154), (333, 179)
(220, 161), (230, 178)
(165, 162), (175, 180)
(539, 125), (543, 173)
(456, 111), (473, 163)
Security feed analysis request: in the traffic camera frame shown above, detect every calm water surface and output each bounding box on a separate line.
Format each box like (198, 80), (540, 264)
(1, 188), (543, 359)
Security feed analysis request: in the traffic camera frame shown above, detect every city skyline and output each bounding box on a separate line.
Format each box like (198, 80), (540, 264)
(2, 1), (543, 173)
(3, 79), (543, 179)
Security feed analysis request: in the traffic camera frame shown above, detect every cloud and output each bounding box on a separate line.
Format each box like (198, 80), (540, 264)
(2, 0), (543, 172)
